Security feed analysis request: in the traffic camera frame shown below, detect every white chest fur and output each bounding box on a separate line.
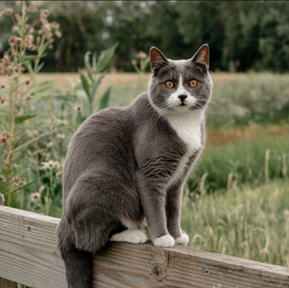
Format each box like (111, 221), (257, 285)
(166, 110), (204, 187)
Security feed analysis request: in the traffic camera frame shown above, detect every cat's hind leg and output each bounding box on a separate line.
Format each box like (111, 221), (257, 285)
(109, 229), (148, 244)
(109, 218), (148, 244)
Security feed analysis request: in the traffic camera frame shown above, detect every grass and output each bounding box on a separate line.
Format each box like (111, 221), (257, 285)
(182, 180), (289, 267)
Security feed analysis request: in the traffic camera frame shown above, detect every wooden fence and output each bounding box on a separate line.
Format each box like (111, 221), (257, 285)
(0, 205), (289, 288)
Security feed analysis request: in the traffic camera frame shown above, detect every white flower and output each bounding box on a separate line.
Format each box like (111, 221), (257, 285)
(39, 162), (48, 170)
(30, 192), (40, 202)
(47, 160), (56, 169)
(57, 134), (65, 139)
(47, 141), (53, 147)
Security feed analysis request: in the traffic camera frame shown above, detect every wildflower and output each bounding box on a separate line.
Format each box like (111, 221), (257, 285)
(26, 34), (34, 45)
(54, 30), (62, 38)
(51, 21), (60, 30)
(39, 162), (49, 170)
(26, 5), (38, 12)
(0, 95), (5, 105)
(190, 192), (199, 202)
(29, 27), (34, 34)
(56, 171), (62, 178)
(28, 44), (37, 51)
(131, 59), (137, 65)
(0, 132), (11, 144)
(11, 25), (19, 32)
(30, 192), (40, 202)
(73, 105), (81, 111)
(38, 185), (45, 193)
(0, 193), (4, 205)
(40, 9), (50, 18)
(47, 160), (56, 169)
(57, 134), (65, 139)
(15, 37), (22, 45)
(8, 37), (16, 45)
(47, 141), (53, 147)
(136, 51), (147, 58)
(0, 8), (13, 16)
(13, 177), (27, 186)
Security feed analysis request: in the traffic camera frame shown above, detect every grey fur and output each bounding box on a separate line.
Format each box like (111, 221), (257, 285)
(57, 44), (212, 288)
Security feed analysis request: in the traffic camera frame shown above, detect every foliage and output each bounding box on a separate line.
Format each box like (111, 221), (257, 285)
(182, 181), (289, 267)
(77, 42), (118, 118)
(187, 127), (289, 194)
(1, 1), (289, 72)
(0, 2), (61, 209)
(0, 2), (117, 218)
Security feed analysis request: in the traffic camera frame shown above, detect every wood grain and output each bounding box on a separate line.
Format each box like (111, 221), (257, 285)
(0, 277), (15, 288)
(1, 206), (289, 288)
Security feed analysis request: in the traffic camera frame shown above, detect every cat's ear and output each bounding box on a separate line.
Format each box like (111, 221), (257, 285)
(150, 47), (169, 74)
(191, 44), (210, 72)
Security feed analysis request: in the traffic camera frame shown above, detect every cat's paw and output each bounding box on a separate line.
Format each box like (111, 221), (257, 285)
(153, 234), (175, 248)
(175, 232), (189, 245)
(109, 229), (148, 244)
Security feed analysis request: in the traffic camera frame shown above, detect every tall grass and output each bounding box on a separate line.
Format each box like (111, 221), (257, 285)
(182, 181), (289, 267)
(188, 127), (289, 193)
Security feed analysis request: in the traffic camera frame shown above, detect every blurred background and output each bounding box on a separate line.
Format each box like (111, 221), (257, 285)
(0, 1), (289, 276)
(1, 1), (289, 73)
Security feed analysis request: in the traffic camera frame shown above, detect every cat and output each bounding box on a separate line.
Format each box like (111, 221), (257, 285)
(56, 44), (213, 288)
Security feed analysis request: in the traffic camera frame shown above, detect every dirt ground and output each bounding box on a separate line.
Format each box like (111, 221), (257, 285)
(1, 72), (287, 89)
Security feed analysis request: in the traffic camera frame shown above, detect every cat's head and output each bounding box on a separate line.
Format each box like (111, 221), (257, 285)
(148, 44), (213, 115)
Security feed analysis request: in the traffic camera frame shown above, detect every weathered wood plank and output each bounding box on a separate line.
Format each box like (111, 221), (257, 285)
(0, 205), (289, 288)
(0, 277), (15, 288)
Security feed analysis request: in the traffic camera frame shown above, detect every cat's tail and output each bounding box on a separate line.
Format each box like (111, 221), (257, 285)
(56, 219), (93, 288)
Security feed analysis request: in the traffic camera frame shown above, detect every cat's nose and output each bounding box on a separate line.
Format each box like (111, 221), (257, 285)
(178, 95), (188, 103)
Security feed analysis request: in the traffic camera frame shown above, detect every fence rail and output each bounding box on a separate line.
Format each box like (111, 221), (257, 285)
(0, 205), (289, 288)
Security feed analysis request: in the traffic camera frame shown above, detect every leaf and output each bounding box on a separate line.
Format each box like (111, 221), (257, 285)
(91, 71), (106, 99)
(76, 110), (86, 125)
(98, 85), (112, 111)
(22, 54), (47, 62)
(84, 51), (93, 82)
(96, 42), (119, 72)
(36, 61), (45, 73)
(78, 68), (92, 104)
(5, 181), (35, 196)
(92, 52), (97, 72)
(15, 114), (37, 124)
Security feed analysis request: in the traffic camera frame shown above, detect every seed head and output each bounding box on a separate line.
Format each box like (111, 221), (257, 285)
(13, 177), (27, 186)
(0, 132), (11, 144)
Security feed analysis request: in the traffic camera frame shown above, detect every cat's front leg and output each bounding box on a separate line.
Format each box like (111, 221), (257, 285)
(136, 172), (175, 248)
(166, 183), (189, 246)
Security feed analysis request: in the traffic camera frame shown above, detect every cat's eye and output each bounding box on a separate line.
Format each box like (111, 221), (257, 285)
(165, 81), (175, 89)
(189, 80), (198, 88)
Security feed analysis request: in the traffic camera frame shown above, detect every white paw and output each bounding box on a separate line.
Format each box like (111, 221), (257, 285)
(109, 229), (148, 244)
(153, 234), (175, 248)
(175, 232), (189, 245)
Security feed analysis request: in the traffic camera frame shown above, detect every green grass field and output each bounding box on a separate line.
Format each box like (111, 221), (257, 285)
(1, 72), (289, 268)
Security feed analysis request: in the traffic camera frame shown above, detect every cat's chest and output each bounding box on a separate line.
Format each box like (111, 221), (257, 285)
(166, 113), (203, 152)
(165, 113), (203, 187)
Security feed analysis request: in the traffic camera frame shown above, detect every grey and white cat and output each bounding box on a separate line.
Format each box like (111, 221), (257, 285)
(57, 44), (213, 288)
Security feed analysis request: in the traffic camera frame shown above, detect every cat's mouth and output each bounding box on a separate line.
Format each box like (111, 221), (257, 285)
(179, 103), (187, 107)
